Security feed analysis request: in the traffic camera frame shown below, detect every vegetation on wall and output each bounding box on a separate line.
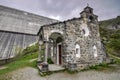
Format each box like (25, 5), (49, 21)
(23, 43), (39, 55)
(47, 58), (54, 64)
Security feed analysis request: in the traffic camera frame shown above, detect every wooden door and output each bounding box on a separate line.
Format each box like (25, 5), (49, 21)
(58, 45), (62, 65)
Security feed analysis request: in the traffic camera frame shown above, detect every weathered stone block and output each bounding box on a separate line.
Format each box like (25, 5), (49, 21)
(68, 62), (77, 71)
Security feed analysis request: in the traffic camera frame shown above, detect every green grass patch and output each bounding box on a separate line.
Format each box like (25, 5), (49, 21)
(99, 17), (120, 57)
(0, 52), (38, 75)
(47, 58), (54, 64)
(89, 63), (112, 71)
(109, 54), (120, 65)
(0, 43), (39, 75)
(114, 59), (120, 65)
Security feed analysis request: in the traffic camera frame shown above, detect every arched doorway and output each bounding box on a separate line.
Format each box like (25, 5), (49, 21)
(49, 32), (64, 65)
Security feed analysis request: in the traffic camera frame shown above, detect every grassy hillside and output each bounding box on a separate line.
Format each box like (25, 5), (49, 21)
(99, 16), (120, 29)
(99, 16), (120, 57)
(0, 43), (39, 75)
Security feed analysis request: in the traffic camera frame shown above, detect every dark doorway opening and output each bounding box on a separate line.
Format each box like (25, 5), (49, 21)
(58, 45), (62, 65)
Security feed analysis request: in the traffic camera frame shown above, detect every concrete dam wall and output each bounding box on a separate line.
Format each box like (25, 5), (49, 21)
(0, 31), (37, 60)
(0, 5), (57, 60)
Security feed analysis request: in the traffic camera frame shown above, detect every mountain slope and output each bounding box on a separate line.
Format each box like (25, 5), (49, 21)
(99, 16), (120, 57)
(99, 16), (120, 30)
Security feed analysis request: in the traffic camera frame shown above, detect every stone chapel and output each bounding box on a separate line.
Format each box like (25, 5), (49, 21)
(37, 6), (107, 71)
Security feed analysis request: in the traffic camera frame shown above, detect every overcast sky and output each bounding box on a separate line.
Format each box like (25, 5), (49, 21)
(0, 0), (120, 21)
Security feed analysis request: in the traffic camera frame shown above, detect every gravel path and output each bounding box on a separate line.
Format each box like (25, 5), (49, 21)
(0, 66), (120, 80)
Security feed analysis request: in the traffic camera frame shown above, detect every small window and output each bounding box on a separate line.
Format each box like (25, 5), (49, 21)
(75, 44), (80, 58)
(93, 45), (98, 57)
(76, 48), (78, 54)
(81, 23), (90, 36)
(82, 29), (85, 34)
(89, 16), (93, 21)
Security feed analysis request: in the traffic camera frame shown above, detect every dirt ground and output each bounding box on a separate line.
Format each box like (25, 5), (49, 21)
(0, 64), (120, 80)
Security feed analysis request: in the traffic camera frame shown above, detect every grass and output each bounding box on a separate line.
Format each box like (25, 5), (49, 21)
(89, 63), (110, 71)
(108, 53), (120, 65)
(0, 52), (38, 75)
(99, 17), (120, 57)
(99, 21), (120, 71)
(0, 43), (39, 75)
(99, 16), (120, 29)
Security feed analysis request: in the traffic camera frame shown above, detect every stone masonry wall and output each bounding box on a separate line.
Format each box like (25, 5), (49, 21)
(41, 17), (106, 68)
(39, 6), (107, 70)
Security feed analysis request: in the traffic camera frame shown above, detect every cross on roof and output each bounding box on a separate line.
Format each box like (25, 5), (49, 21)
(87, 3), (89, 7)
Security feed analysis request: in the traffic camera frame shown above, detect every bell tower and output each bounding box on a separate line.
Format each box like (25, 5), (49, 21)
(80, 4), (98, 23)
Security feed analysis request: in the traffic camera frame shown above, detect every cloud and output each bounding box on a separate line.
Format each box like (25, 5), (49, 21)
(0, 0), (120, 21)
(46, 0), (52, 4)
(49, 15), (61, 20)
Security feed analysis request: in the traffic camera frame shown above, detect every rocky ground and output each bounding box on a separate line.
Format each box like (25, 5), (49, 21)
(0, 64), (120, 80)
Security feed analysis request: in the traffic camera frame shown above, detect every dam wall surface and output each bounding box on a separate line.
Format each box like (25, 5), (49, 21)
(0, 5), (57, 35)
(0, 5), (57, 60)
(0, 31), (37, 60)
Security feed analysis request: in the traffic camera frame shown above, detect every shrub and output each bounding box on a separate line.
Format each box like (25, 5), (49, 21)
(89, 63), (109, 70)
(23, 43), (39, 55)
(47, 58), (54, 64)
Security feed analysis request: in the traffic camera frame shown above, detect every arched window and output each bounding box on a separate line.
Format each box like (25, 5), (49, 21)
(81, 23), (90, 36)
(93, 45), (98, 57)
(75, 44), (80, 58)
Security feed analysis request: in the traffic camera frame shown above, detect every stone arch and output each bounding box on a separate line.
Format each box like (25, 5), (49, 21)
(49, 32), (64, 42)
(48, 31), (64, 65)
(48, 30), (64, 38)
(75, 44), (81, 58)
